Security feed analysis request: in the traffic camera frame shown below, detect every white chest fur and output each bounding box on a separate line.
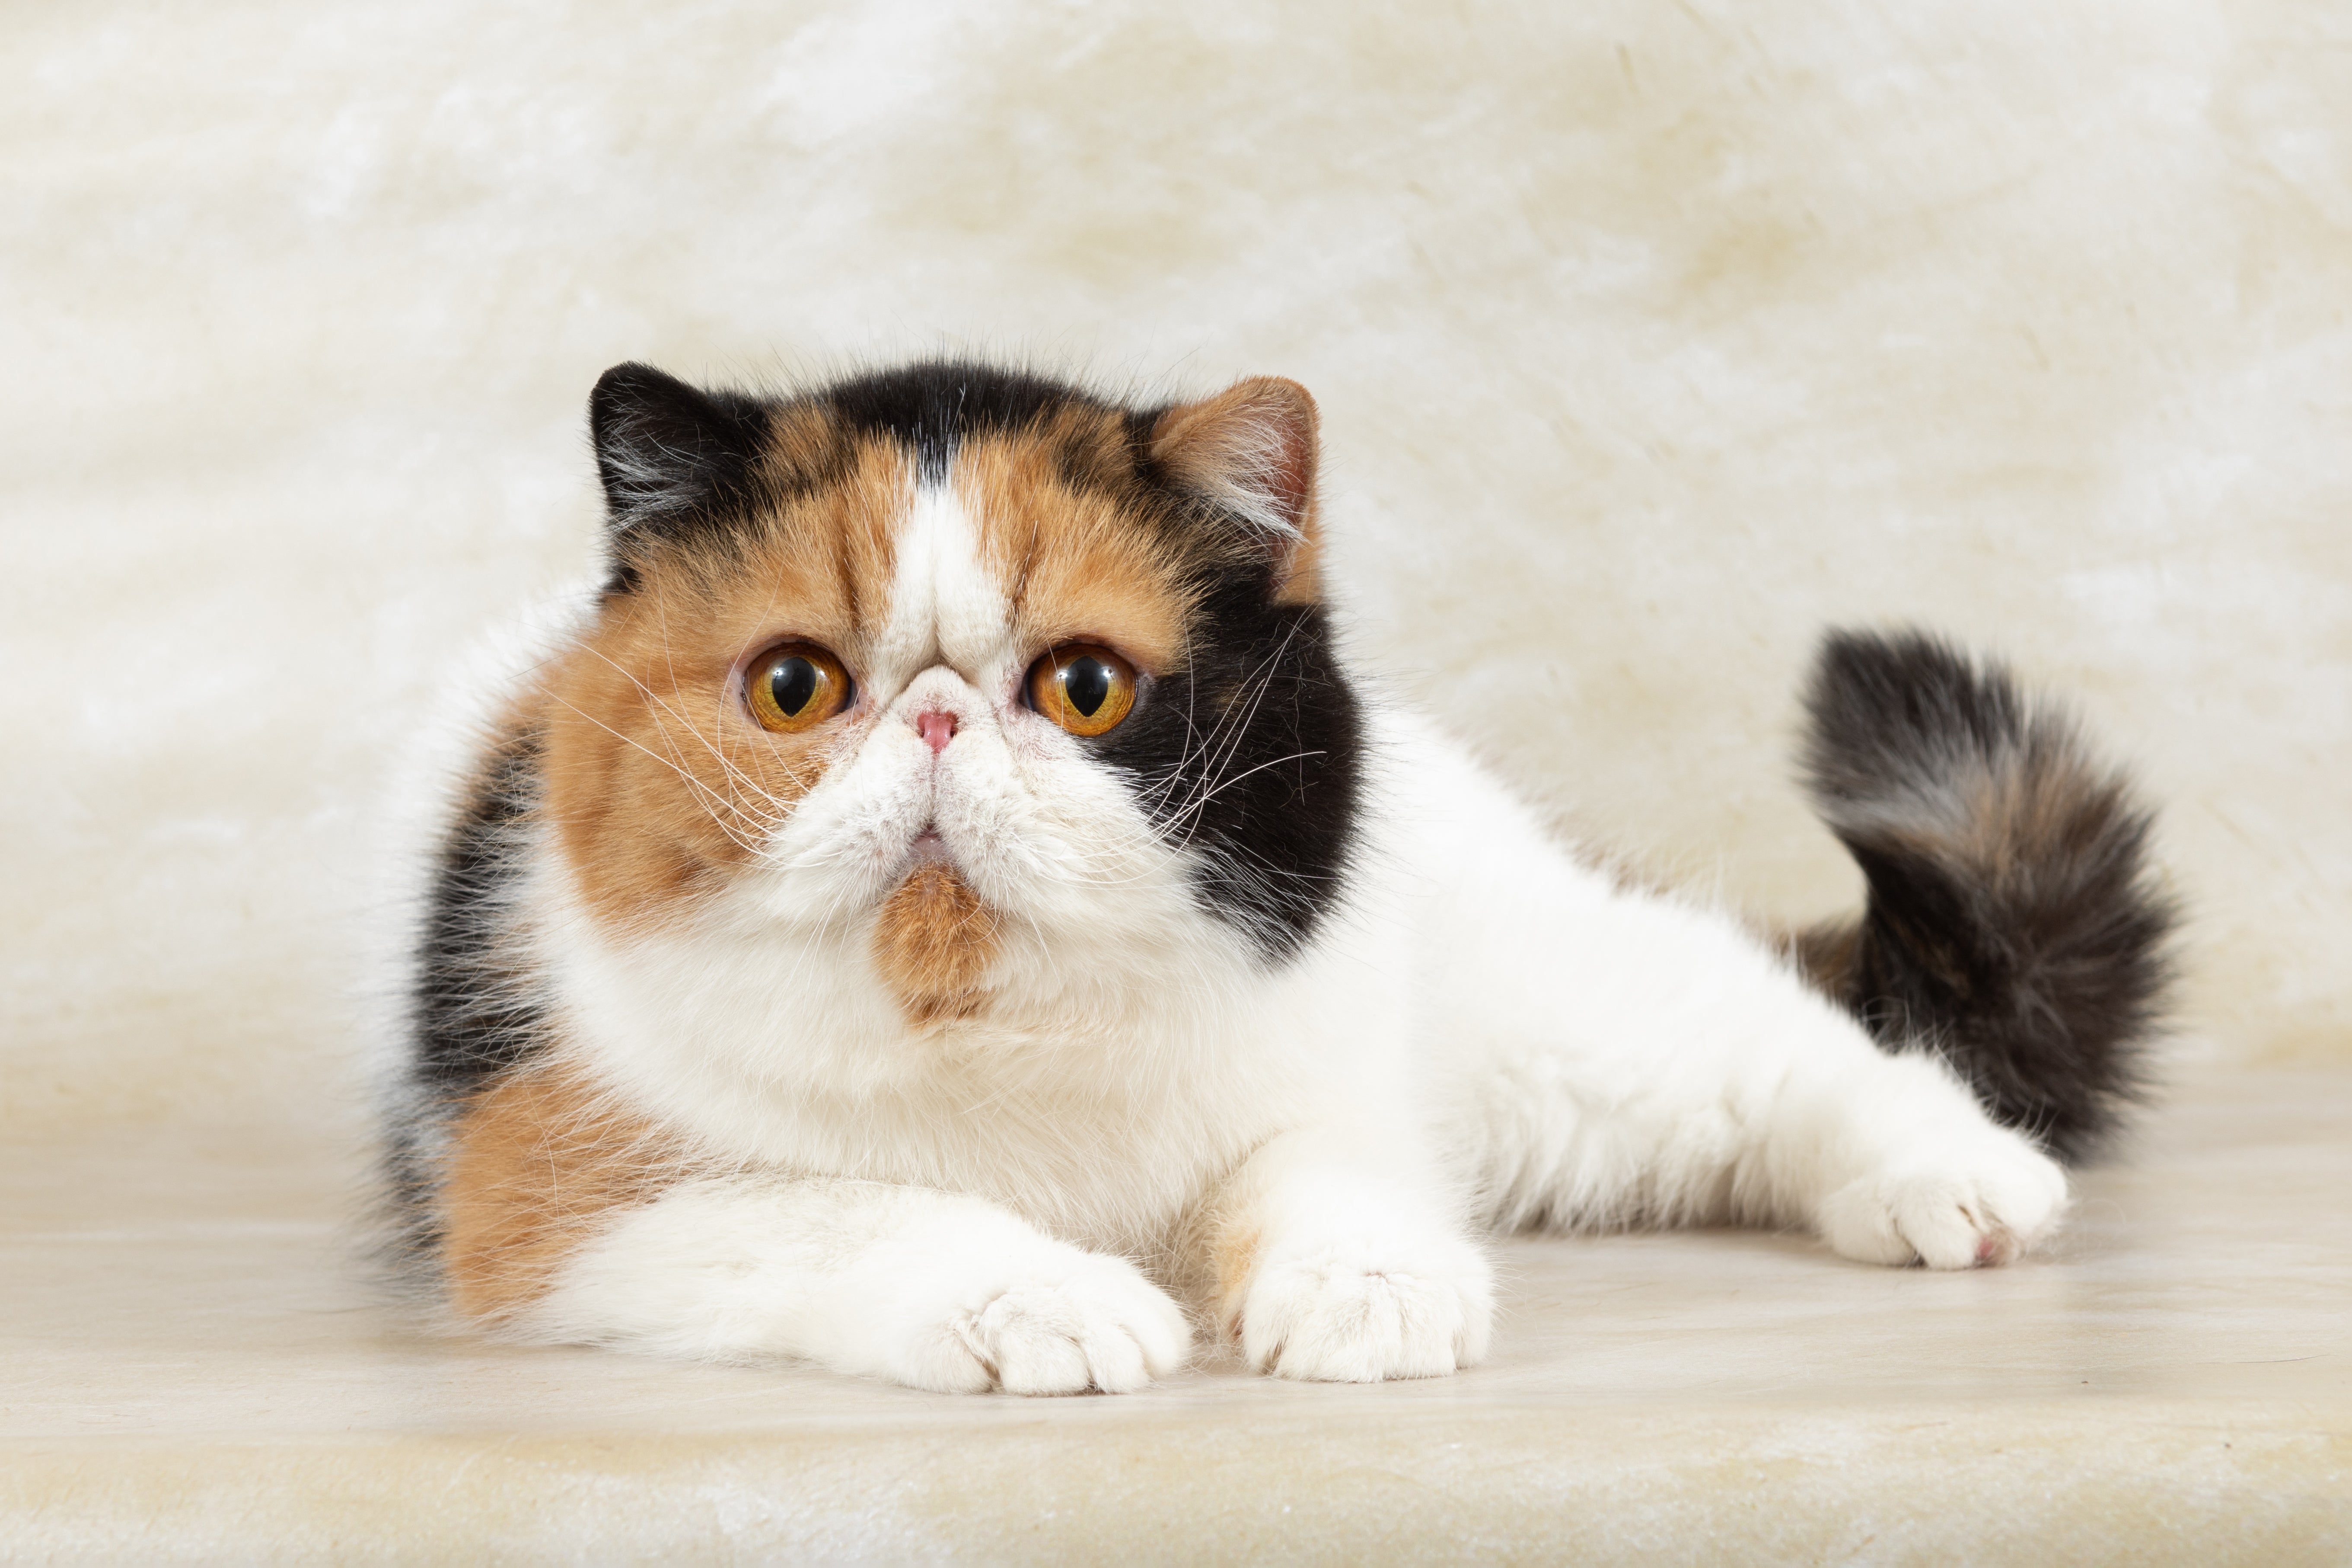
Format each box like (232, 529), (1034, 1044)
(534, 830), (1422, 1256)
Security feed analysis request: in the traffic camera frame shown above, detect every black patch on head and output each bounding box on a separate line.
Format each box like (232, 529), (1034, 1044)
(1096, 577), (1363, 961)
(824, 359), (1117, 484)
(1798, 628), (2175, 1163)
(588, 362), (778, 592)
(590, 359), (1144, 591)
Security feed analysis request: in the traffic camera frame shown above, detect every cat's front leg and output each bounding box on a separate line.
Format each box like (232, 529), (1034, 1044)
(1203, 1127), (1493, 1382)
(523, 1175), (1192, 1394)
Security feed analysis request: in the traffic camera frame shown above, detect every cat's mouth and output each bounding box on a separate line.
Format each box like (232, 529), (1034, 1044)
(907, 825), (950, 865)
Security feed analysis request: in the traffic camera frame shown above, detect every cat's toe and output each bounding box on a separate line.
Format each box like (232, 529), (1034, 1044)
(951, 1259), (1192, 1396)
(1238, 1235), (1493, 1382)
(1818, 1132), (2069, 1270)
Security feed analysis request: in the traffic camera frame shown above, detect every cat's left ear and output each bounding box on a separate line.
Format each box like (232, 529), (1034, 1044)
(587, 362), (769, 566)
(1150, 377), (1324, 605)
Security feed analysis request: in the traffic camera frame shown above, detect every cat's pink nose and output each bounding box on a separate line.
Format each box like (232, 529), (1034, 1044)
(915, 710), (957, 754)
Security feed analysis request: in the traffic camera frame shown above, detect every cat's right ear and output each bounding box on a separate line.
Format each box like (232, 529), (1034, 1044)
(587, 363), (767, 579)
(1149, 376), (1325, 606)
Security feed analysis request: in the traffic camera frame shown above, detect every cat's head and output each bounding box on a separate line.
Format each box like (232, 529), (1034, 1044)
(527, 360), (1362, 1027)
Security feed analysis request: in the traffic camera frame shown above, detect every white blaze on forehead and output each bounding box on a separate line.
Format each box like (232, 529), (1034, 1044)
(870, 478), (1014, 690)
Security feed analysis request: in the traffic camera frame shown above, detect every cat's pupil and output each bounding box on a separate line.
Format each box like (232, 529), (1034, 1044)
(1063, 657), (1111, 718)
(768, 658), (819, 717)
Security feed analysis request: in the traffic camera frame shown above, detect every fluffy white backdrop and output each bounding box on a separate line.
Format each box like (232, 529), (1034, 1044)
(6, 0), (2348, 1147)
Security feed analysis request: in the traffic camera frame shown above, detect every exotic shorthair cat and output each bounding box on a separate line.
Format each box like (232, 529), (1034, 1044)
(382, 360), (2170, 1393)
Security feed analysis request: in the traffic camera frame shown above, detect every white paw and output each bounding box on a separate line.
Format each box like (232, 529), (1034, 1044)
(1817, 1129), (2069, 1270)
(1237, 1231), (1494, 1383)
(885, 1249), (1193, 1396)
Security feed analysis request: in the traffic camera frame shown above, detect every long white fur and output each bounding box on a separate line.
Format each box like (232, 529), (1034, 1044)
(490, 465), (2066, 1393)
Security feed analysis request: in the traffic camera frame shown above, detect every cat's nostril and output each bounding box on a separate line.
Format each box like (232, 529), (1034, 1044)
(915, 710), (958, 755)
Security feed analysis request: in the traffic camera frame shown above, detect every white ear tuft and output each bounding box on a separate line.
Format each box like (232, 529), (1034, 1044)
(1150, 377), (1324, 599)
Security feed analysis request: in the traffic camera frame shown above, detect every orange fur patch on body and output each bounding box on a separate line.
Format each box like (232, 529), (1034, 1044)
(1208, 1223), (1264, 1338)
(441, 1064), (689, 1322)
(872, 863), (1002, 1026)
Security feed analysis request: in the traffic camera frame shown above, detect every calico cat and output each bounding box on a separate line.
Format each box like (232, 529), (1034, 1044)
(382, 359), (2171, 1392)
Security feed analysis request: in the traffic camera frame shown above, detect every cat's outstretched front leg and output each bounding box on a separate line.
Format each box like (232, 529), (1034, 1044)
(1200, 1126), (1493, 1382)
(516, 1176), (1191, 1394)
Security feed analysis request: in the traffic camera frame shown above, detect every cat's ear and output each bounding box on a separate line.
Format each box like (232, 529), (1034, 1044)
(1149, 376), (1324, 604)
(587, 363), (768, 561)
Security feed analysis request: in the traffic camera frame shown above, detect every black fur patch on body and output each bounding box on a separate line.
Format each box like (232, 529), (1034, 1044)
(1797, 629), (2175, 1162)
(412, 726), (551, 1096)
(386, 724), (551, 1262)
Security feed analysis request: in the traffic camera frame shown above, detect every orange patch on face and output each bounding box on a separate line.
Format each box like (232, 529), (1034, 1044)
(440, 1064), (685, 1322)
(955, 420), (1195, 674)
(536, 431), (913, 931)
(871, 862), (1001, 1026)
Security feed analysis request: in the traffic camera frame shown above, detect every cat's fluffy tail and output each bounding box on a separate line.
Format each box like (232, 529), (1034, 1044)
(1793, 629), (2175, 1163)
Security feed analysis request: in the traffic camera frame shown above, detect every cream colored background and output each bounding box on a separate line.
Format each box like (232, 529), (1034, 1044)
(6, 0), (2349, 1148)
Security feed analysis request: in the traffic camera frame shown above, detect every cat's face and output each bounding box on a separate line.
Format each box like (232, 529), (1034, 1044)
(528, 363), (1362, 1028)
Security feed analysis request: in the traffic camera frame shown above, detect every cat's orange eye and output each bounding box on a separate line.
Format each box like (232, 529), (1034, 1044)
(746, 644), (853, 733)
(1028, 644), (1137, 738)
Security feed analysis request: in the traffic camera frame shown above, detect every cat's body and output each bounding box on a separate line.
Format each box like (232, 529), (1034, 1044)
(383, 360), (2170, 1392)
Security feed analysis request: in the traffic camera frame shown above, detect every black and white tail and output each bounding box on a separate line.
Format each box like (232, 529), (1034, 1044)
(1794, 629), (2176, 1163)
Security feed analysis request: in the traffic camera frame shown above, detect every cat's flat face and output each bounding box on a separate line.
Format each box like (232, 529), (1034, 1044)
(526, 363), (1362, 1029)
